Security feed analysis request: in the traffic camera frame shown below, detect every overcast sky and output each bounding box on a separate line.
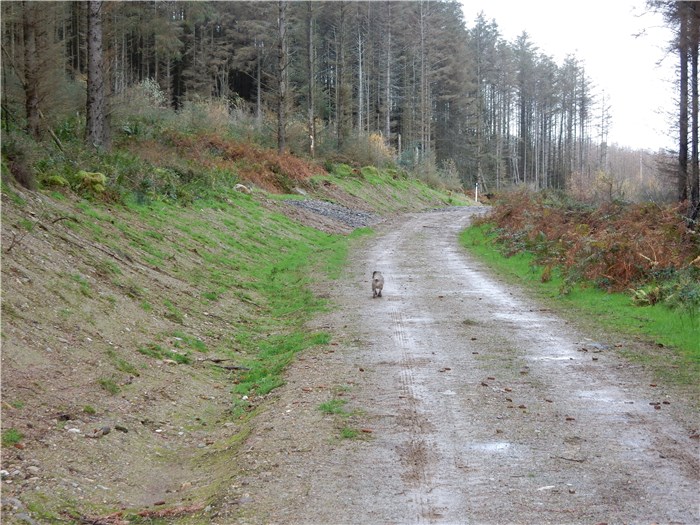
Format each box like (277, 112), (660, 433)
(459, 0), (677, 151)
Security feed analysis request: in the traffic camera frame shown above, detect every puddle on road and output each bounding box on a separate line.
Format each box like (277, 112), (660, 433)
(404, 316), (436, 325)
(536, 355), (573, 361)
(576, 389), (625, 404)
(470, 441), (513, 452)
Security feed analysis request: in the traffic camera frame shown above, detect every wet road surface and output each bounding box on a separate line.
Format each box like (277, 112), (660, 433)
(219, 207), (699, 524)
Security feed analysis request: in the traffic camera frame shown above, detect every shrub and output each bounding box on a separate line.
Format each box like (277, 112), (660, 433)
(111, 79), (172, 139)
(172, 97), (231, 136)
(338, 132), (396, 168)
(1, 131), (41, 189)
(76, 170), (107, 193)
(479, 189), (700, 300)
(438, 158), (463, 191)
(43, 175), (69, 187)
(332, 164), (355, 178)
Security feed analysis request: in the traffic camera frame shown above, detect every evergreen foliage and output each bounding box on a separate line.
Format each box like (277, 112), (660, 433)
(1, 0), (673, 198)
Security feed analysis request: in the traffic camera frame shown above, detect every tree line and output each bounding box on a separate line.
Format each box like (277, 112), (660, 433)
(653, 0), (700, 222)
(1, 1), (695, 209)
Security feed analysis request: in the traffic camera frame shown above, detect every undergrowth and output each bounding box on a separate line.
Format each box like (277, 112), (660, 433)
(461, 220), (699, 383)
(477, 188), (700, 298)
(2, 87), (469, 204)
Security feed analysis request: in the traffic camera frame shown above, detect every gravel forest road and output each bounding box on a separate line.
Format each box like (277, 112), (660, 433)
(217, 207), (699, 525)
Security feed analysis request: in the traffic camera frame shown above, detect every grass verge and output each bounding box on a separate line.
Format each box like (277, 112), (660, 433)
(318, 396), (366, 440)
(460, 223), (700, 384)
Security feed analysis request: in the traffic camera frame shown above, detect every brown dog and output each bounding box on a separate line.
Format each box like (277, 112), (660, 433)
(372, 271), (384, 298)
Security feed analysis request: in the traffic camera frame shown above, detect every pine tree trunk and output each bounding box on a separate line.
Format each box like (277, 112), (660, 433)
(307, 2), (316, 157)
(22, 1), (41, 139)
(86, 0), (109, 149)
(419, 0), (428, 159)
(336, 2), (348, 148)
(384, 16), (391, 145)
(277, 0), (288, 154)
(679, 2), (689, 202)
(689, 2), (699, 221)
(357, 30), (363, 133)
(256, 39), (262, 129)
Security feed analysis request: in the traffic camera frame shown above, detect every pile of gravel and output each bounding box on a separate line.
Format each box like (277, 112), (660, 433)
(285, 199), (381, 229)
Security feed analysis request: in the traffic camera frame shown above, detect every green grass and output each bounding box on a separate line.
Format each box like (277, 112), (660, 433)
(233, 331), (331, 405)
(2, 428), (23, 447)
(319, 397), (367, 440)
(106, 348), (140, 376)
(318, 398), (349, 416)
(340, 427), (360, 439)
(172, 331), (208, 353)
(163, 299), (184, 324)
(71, 274), (92, 297)
(202, 290), (221, 302)
(95, 259), (122, 277)
(219, 206), (354, 416)
(98, 378), (120, 395)
(1, 179), (27, 206)
(460, 224), (700, 382)
(311, 165), (471, 213)
(137, 343), (191, 364)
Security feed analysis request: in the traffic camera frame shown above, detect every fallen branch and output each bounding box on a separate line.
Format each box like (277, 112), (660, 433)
(74, 512), (128, 525)
(76, 503), (205, 524)
(137, 503), (205, 519)
(200, 357), (236, 363)
(5, 219), (40, 254)
(5, 231), (21, 254)
(51, 216), (78, 225)
(553, 455), (586, 463)
(199, 357), (251, 371)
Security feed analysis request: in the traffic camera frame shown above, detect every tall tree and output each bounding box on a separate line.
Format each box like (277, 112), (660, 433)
(86, 0), (109, 149)
(276, 0), (288, 154)
(513, 32), (537, 184)
(688, 2), (700, 220)
(335, 1), (351, 148)
(678, 1), (689, 202)
(1, 0), (615, 194)
(22, 1), (40, 139)
(306, 1), (316, 157)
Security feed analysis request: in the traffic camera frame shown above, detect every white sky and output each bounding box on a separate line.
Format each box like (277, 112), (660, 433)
(460, 0), (677, 151)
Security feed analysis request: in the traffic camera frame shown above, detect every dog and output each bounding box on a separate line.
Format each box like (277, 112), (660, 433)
(372, 271), (384, 298)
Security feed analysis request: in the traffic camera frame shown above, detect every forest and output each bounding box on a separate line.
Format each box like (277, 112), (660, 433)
(2, 0), (696, 208)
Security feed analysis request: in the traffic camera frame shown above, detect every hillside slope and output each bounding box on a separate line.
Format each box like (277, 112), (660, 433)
(1, 162), (468, 523)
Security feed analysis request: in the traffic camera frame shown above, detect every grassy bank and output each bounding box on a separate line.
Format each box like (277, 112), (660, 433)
(2, 87), (473, 521)
(2, 143), (467, 522)
(460, 224), (700, 384)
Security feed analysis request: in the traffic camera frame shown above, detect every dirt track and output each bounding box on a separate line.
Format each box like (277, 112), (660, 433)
(217, 207), (699, 524)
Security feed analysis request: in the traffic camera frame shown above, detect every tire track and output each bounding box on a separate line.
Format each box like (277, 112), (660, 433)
(217, 207), (699, 525)
(390, 304), (438, 523)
